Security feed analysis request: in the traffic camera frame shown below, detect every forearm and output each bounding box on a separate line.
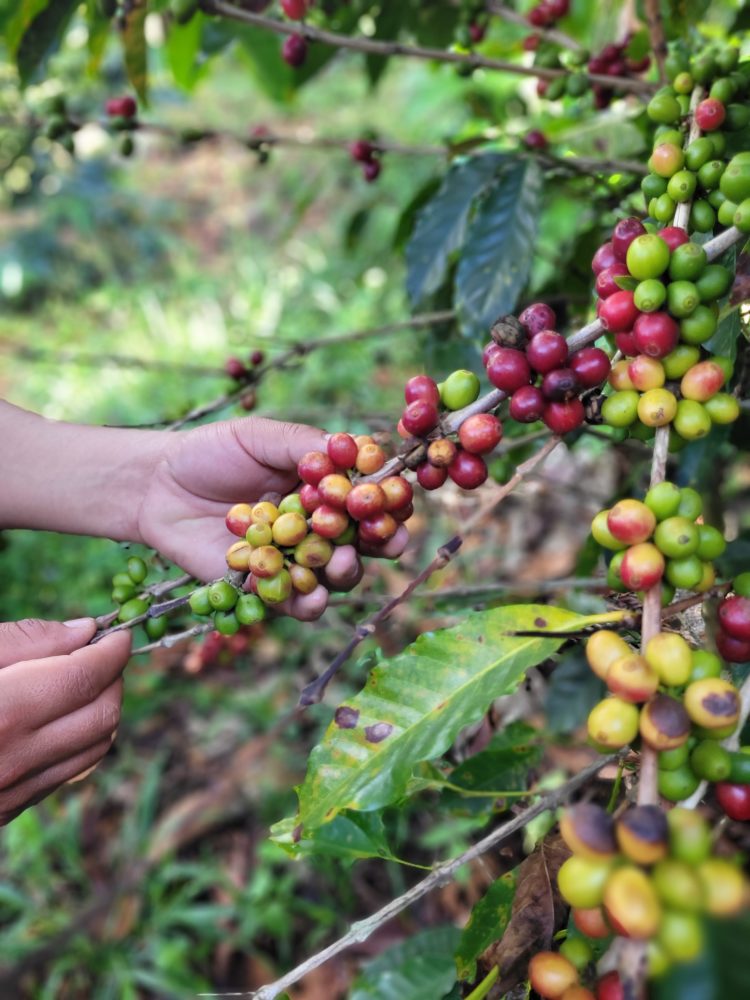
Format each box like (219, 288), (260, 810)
(0, 401), (167, 542)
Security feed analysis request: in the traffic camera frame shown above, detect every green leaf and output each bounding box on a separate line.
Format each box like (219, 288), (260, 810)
(121, 0), (148, 103)
(706, 307), (742, 362)
(165, 12), (207, 91)
(15, 0), (77, 85)
(545, 647), (606, 734)
(614, 274), (639, 291)
(455, 873), (516, 981)
(405, 153), (507, 307)
(350, 925), (461, 1000)
(269, 810), (398, 864)
(2, 0), (49, 54)
(296, 605), (626, 832)
(455, 159), (542, 338)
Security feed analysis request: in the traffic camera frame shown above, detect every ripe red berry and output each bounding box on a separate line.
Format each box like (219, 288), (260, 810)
(380, 475), (413, 512)
(225, 356), (247, 380)
(404, 374), (441, 406)
(523, 129), (548, 150)
(468, 21), (486, 43)
(716, 783), (750, 822)
(523, 33), (540, 51)
(482, 341), (501, 367)
(402, 399), (440, 436)
(569, 347), (611, 388)
(458, 413), (502, 454)
(596, 263), (629, 299)
(416, 461), (448, 491)
(528, 4), (553, 28)
(317, 473), (352, 510)
(299, 483), (322, 513)
(536, 79), (549, 98)
(596, 971), (623, 1000)
(716, 629), (750, 663)
(718, 595), (750, 642)
(541, 368), (581, 401)
(358, 511), (399, 544)
(526, 330), (568, 373)
(448, 450), (488, 490)
(298, 450), (336, 486)
(281, 0), (308, 18)
(612, 217), (647, 262)
(349, 139), (375, 162)
(547, 0), (570, 15)
(487, 347), (532, 392)
(598, 290), (640, 333)
(509, 385), (547, 423)
(543, 398), (585, 434)
(695, 98), (726, 131)
(614, 330), (638, 356)
(346, 482), (387, 521)
(282, 34), (308, 67)
(327, 432), (359, 469)
(632, 312), (679, 358)
(592, 242), (618, 275)
(363, 159), (381, 182)
(311, 504), (349, 538)
(657, 226), (689, 251)
(519, 302), (556, 335)
(105, 96), (137, 118)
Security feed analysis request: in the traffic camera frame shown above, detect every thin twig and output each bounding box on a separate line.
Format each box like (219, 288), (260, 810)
(200, 753), (621, 1000)
(130, 621), (213, 655)
(643, 0), (668, 84)
(93, 573), (193, 638)
(200, 1), (655, 94)
(673, 87), (704, 231)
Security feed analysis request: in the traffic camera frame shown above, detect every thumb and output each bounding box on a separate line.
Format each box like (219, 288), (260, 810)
(0, 618), (97, 670)
(229, 417), (328, 472)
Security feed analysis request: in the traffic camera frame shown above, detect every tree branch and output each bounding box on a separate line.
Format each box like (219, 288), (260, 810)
(486, 1), (583, 51)
(643, 0), (668, 84)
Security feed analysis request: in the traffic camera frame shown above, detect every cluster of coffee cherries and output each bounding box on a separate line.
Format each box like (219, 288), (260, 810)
(592, 482), (723, 597)
(483, 305), (611, 435)
(593, 221), (738, 445)
(397, 370), (501, 492)
(453, 0), (488, 49)
(111, 556), (168, 640)
(644, 45), (750, 232)
(527, 0), (569, 29)
(348, 140), (382, 183)
(527, 802), (748, 998)
(530, 34), (650, 109)
(717, 575), (750, 663)
(105, 95), (138, 158)
(40, 94), (76, 155)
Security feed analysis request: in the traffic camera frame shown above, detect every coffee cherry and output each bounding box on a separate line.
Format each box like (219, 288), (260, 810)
(612, 216), (647, 261)
(516, 301), (556, 335)
(559, 938), (592, 974)
(694, 524), (725, 561)
(698, 858), (746, 916)
(380, 476), (413, 512)
(586, 630), (631, 679)
(272, 511), (308, 547)
(189, 586), (212, 616)
(681, 360), (725, 403)
(628, 355), (665, 391)
(486, 347), (531, 392)
(616, 805), (669, 865)
(644, 481), (681, 520)
(632, 312), (679, 358)
(316, 474), (352, 510)
(716, 782), (750, 821)
(645, 631), (692, 685)
(684, 678), (740, 730)
(716, 629), (750, 663)
(248, 545), (283, 579)
(213, 610), (240, 636)
(404, 374), (441, 407)
(105, 95), (137, 118)
(603, 866), (661, 939)
(659, 744), (690, 771)
(626, 234), (671, 280)
(544, 399), (584, 434)
(346, 482), (386, 520)
(225, 356), (248, 380)
(226, 502), (255, 537)
(606, 653), (659, 702)
(608, 360), (635, 391)
(448, 450), (488, 490)
(282, 34), (308, 67)
(208, 580), (239, 612)
(358, 512), (398, 544)
(591, 242), (618, 275)
(587, 697), (640, 748)
(541, 369), (581, 402)
(637, 388), (677, 427)
(349, 139), (374, 164)
(509, 385), (547, 423)
(441, 369), (481, 410)
(402, 399), (439, 437)
(294, 533), (333, 568)
(595, 971), (623, 1000)
(256, 569), (292, 604)
(568, 348), (610, 388)
(526, 330), (569, 373)
(482, 342), (501, 367)
(281, 0), (307, 18)
(666, 808), (710, 867)
(327, 432), (358, 469)
(647, 92), (682, 125)
(657, 225), (689, 250)
(598, 291), (639, 333)
(311, 505), (350, 539)
(573, 907), (610, 939)
(595, 263), (629, 299)
(690, 739), (732, 781)
(246, 521), (273, 547)
(117, 597), (150, 623)
(640, 693), (691, 750)
(299, 451), (336, 486)
(607, 499), (656, 545)
(279, 494), (306, 517)
(718, 595), (750, 641)
(112, 582), (137, 604)
(653, 516), (699, 559)
(427, 438), (457, 468)
(125, 556), (147, 585)
(416, 462), (448, 491)
(558, 856), (613, 909)
(299, 484), (322, 514)
(680, 304), (717, 345)
(613, 331), (638, 357)
(658, 910), (704, 964)
(458, 413), (502, 454)
(695, 97), (726, 131)
(559, 803), (617, 860)
(356, 442), (386, 475)
(226, 539), (254, 571)
(602, 390), (639, 428)
(528, 952), (579, 999)
(704, 393), (740, 424)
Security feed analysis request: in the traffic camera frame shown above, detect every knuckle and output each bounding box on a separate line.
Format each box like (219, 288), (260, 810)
(0, 618), (46, 650)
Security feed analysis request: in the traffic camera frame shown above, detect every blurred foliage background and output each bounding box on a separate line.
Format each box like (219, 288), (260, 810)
(1, 1), (749, 997)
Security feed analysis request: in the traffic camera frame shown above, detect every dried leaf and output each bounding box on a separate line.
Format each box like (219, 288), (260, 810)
(481, 834), (571, 996)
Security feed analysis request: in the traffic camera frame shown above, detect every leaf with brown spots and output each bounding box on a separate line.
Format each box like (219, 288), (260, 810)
(481, 834), (571, 996)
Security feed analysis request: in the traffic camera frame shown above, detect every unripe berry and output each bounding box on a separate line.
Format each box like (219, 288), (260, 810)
(587, 697), (639, 748)
(448, 450), (488, 490)
(311, 505), (350, 539)
(327, 432), (358, 469)
(226, 503), (255, 538)
(697, 858), (747, 916)
(486, 347), (531, 392)
(586, 629), (631, 679)
(401, 399), (439, 437)
(404, 374), (441, 407)
(528, 952), (579, 1000)
(615, 805), (669, 865)
(644, 480), (681, 520)
(603, 866), (661, 939)
(256, 569), (292, 604)
(558, 856), (613, 909)
(628, 355), (665, 391)
(644, 631), (692, 685)
(208, 580), (239, 612)
(356, 442), (386, 474)
(380, 475), (413, 512)
(572, 907), (610, 939)
(684, 677), (740, 729)
(249, 545), (284, 579)
(226, 539), (254, 571)
(608, 360), (635, 391)
(346, 482), (387, 520)
(298, 451), (336, 486)
(416, 461), (448, 491)
(639, 693), (691, 750)
(234, 593), (267, 625)
(427, 438), (457, 468)
(440, 369), (481, 410)
(543, 399), (584, 435)
(458, 413), (502, 453)
(667, 807), (711, 865)
(637, 388), (677, 427)
(569, 348), (611, 388)
(607, 499), (656, 545)
(606, 654), (659, 703)
(294, 533), (333, 568)
(509, 385), (546, 423)
(289, 563), (318, 594)
(272, 511), (308, 546)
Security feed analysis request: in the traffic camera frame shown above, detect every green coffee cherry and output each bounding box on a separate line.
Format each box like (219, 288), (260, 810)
(667, 170), (696, 203)
(669, 242), (707, 281)
(662, 346), (700, 379)
(691, 741), (731, 781)
(680, 306), (717, 345)
(208, 580), (239, 611)
(127, 556), (148, 584)
(602, 390), (639, 427)
(690, 649), (723, 681)
(256, 569), (293, 604)
(689, 200), (715, 233)
(658, 764), (700, 801)
(144, 615), (168, 641)
(677, 487), (703, 520)
(659, 744), (690, 771)
(685, 137), (714, 171)
(665, 555), (704, 590)
(440, 369), (480, 410)
(213, 610), (240, 635)
(695, 264), (732, 302)
(189, 586), (213, 616)
(118, 597), (150, 623)
(645, 481), (681, 520)
(695, 524), (726, 560)
(235, 593), (267, 625)
(112, 583), (137, 604)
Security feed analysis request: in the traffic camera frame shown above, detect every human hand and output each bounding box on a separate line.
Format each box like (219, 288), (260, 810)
(0, 618), (130, 827)
(136, 417), (408, 618)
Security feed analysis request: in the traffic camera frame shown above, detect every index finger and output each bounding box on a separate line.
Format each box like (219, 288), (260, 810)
(0, 632), (131, 731)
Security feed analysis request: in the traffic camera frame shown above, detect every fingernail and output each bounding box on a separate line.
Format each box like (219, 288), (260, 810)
(64, 617), (91, 628)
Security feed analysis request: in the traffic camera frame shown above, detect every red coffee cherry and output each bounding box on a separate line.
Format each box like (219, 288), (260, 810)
(358, 511), (398, 543)
(595, 263), (629, 299)
(363, 159), (381, 182)
(487, 347), (532, 392)
(695, 98), (726, 131)
(224, 356), (247, 380)
(299, 483), (322, 513)
(311, 504), (349, 538)
(716, 629), (750, 663)
(282, 34), (308, 67)
(598, 290), (640, 333)
(569, 348), (611, 388)
(718, 595), (750, 642)
(658, 226), (689, 251)
(346, 482), (387, 520)
(447, 450), (488, 489)
(404, 374), (441, 406)
(482, 341), (501, 366)
(632, 312), (679, 358)
(402, 399), (440, 436)
(510, 385), (547, 423)
(458, 413), (503, 454)
(298, 450), (336, 486)
(614, 331), (638, 356)
(523, 129), (548, 150)
(327, 432), (359, 469)
(317, 473), (353, 510)
(105, 95), (137, 118)
(543, 398), (585, 434)
(349, 139), (375, 163)
(541, 368), (581, 401)
(519, 301), (557, 335)
(416, 461), (448, 490)
(573, 906), (611, 939)
(526, 330), (569, 373)
(380, 475), (413, 511)
(716, 782), (750, 821)
(611, 216), (647, 261)
(281, 0), (308, 19)
(592, 242), (618, 275)
(523, 33), (541, 51)
(528, 952), (578, 999)
(596, 971), (623, 1000)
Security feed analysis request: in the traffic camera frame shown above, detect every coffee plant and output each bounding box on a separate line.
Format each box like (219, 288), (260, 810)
(2, 1), (750, 998)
